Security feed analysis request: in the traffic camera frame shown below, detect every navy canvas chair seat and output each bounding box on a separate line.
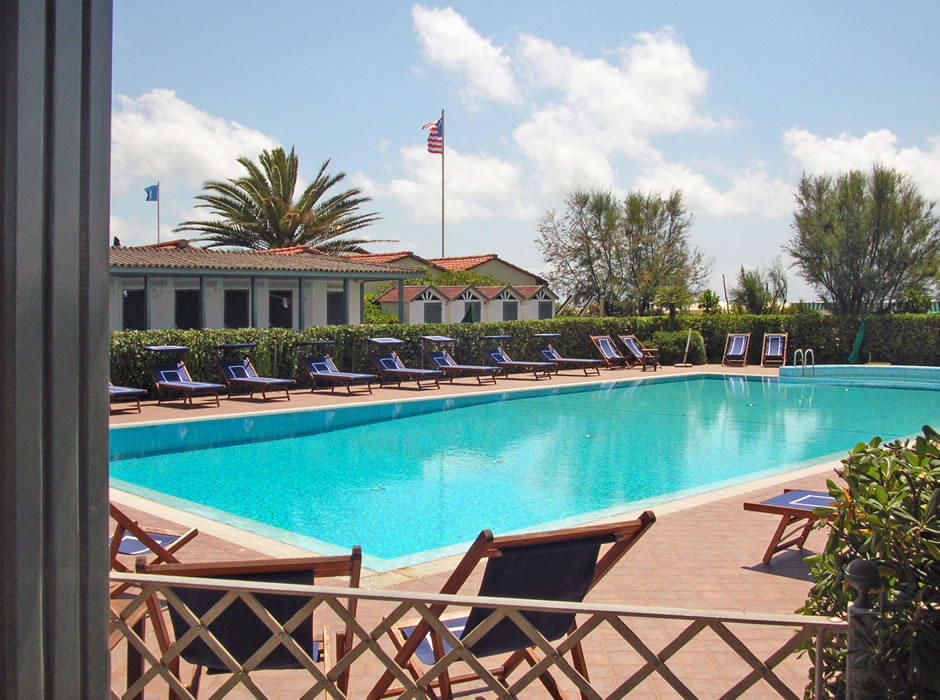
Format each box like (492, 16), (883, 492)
(109, 382), (146, 412)
(218, 358), (293, 400)
(744, 489), (835, 564)
(535, 344), (602, 376)
(482, 346), (554, 380)
(302, 355), (375, 394)
(590, 335), (630, 369)
(370, 351), (442, 389)
(618, 335), (661, 371)
(150, 362), (223, 406)
(370, 514), (656, 700)
(761, 332), (788, 367)
(426, 348), (499, 385)
(140, 549), (361, 696)
(722, 333), (751, 367)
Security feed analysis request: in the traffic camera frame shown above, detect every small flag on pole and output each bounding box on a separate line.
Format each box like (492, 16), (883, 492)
(144, 184), (159, 202)
(422, 118), (443, 154)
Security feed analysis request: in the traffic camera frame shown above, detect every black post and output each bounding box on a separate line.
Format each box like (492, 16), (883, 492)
(844, 558), (880, 699)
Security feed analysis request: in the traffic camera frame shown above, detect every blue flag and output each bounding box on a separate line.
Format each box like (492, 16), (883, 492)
(144, 184), (159, 202)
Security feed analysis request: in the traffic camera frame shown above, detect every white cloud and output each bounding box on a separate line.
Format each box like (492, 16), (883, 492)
(632, 161), (792, 218)
(783, 128), (940, 200)
(411, 4), (518, 104)
(110, 89), (279, 193)
(512, 28), (726, 198)
(354, 145), (524, 224)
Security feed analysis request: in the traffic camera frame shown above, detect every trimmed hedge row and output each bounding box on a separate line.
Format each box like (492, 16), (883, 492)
(110, 314), (940, 392)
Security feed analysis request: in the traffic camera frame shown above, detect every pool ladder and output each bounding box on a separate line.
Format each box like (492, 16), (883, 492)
(793, 348), (815, 377)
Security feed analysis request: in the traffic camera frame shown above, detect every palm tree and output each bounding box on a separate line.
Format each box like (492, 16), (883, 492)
(174, 147), (381, 252)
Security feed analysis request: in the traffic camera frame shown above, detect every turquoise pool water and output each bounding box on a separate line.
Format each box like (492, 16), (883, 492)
(110, 375), (939, 570)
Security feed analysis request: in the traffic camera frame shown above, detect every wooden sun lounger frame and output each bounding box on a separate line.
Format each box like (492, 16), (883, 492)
(150, 361), (223, 406)
(218, 357), (293, 400)
(425, 348), (499, 385)
(743, 489), (835, 564)
(482, 346), (554, 380)
(371, 351), (442, 389)
(302, 355), (375, 394)
(761, 332), (788, 367)
(722, 332), (751, 367)
(618, 335), (662, 371)
(535, 344), (602, 376)
(590, 335), (630, 369)
(370, 512), (656, 700)
(139, 550), (361, 696)
(109, 383), (145, 412)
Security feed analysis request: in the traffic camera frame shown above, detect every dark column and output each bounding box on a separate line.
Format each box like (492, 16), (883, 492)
(398, 279), (405, 323)
(144, 274), (152, 329)
(0, 0), (112, 696)
(342, 277), (349, 325)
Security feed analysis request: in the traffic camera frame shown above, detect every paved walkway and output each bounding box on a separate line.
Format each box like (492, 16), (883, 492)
(110, 364), (843, 697)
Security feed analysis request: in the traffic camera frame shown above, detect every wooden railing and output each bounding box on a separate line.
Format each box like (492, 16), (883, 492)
(110, 572), (846, 699)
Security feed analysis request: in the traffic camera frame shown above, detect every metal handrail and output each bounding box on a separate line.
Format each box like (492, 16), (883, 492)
(793, 349), (816, 377)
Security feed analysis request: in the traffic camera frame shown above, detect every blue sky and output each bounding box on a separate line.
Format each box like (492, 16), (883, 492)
(110, 2), (940, 301)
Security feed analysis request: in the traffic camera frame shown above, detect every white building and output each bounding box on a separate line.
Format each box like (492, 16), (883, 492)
(376, 284), (557, 324)
(109, 240), (420, 331)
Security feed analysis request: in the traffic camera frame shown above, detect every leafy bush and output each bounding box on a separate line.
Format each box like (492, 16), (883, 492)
(109, 314), (940, 392)
(800, 426), (940, 698)
(650, 330), (706, 364)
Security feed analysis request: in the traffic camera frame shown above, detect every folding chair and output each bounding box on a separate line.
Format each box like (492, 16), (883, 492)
(722, 333), (751, 367)
(370, 513), (656, 699)
(761, 332), (788, 367)
(590, 335), (630, 369)
(618, 335), (661, 371)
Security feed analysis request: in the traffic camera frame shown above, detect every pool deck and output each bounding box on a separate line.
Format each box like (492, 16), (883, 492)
(110, 363), (843, 696)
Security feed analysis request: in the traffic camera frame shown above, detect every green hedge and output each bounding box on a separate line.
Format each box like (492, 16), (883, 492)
(110, 314), (940, 393)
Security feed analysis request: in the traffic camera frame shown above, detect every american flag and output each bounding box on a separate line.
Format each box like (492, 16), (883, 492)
(422, 118), (443, 154)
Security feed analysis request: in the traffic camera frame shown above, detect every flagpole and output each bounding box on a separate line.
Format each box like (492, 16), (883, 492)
(156, 180), (161, 243)
(440, 108), (445, 257)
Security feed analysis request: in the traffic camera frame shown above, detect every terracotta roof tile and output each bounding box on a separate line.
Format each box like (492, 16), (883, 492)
(425, 254), (497, 271)
(109, 242), (419, 276)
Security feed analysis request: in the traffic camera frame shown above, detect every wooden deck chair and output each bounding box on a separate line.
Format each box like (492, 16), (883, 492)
(426, 348), (500, 385)
(722, 332), (751, 367)
(761, 332), (788, 367)
(139, 549), (362, 696)
(217, 357), (293, 400)
(109, 382), (146, 412)
(534, 344), (602, 376)
(302, 354), (375, 394)
(618, 335), (662, 371)
(109, 502), (198, 599)
(590, 335), (629, 369)
(482, 346), (554, 380)
(150, 361), (224, 406)
(370, 513), (656, 700)
(743, 489), (835, 564)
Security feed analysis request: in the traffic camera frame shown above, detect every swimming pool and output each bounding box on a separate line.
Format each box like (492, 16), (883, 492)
(110, 374), (939, 570)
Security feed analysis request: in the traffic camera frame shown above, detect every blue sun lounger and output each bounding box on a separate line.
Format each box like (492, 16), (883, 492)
(722, 333), (751, 367)
(368, 337), (442, 389)
(743, 489), (835, 564)
(109, 383), (146, 412)
(301, 355), (375, 394)
(426, 348), (499, 384)
(482, 346), (554, 380)
(150, 362), (223, 406)
(534, 344), (602, 376)
(218, 358), (293, 400)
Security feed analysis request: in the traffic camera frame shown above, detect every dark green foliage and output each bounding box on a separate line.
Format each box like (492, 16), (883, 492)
(698, 289), (723, 314)
(787, 165), (940, 314)
(109, 314), (940, 391)
(893, 288), (932, 314)
(800, 427), (940, 698)
(650, 330), (706, 365)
